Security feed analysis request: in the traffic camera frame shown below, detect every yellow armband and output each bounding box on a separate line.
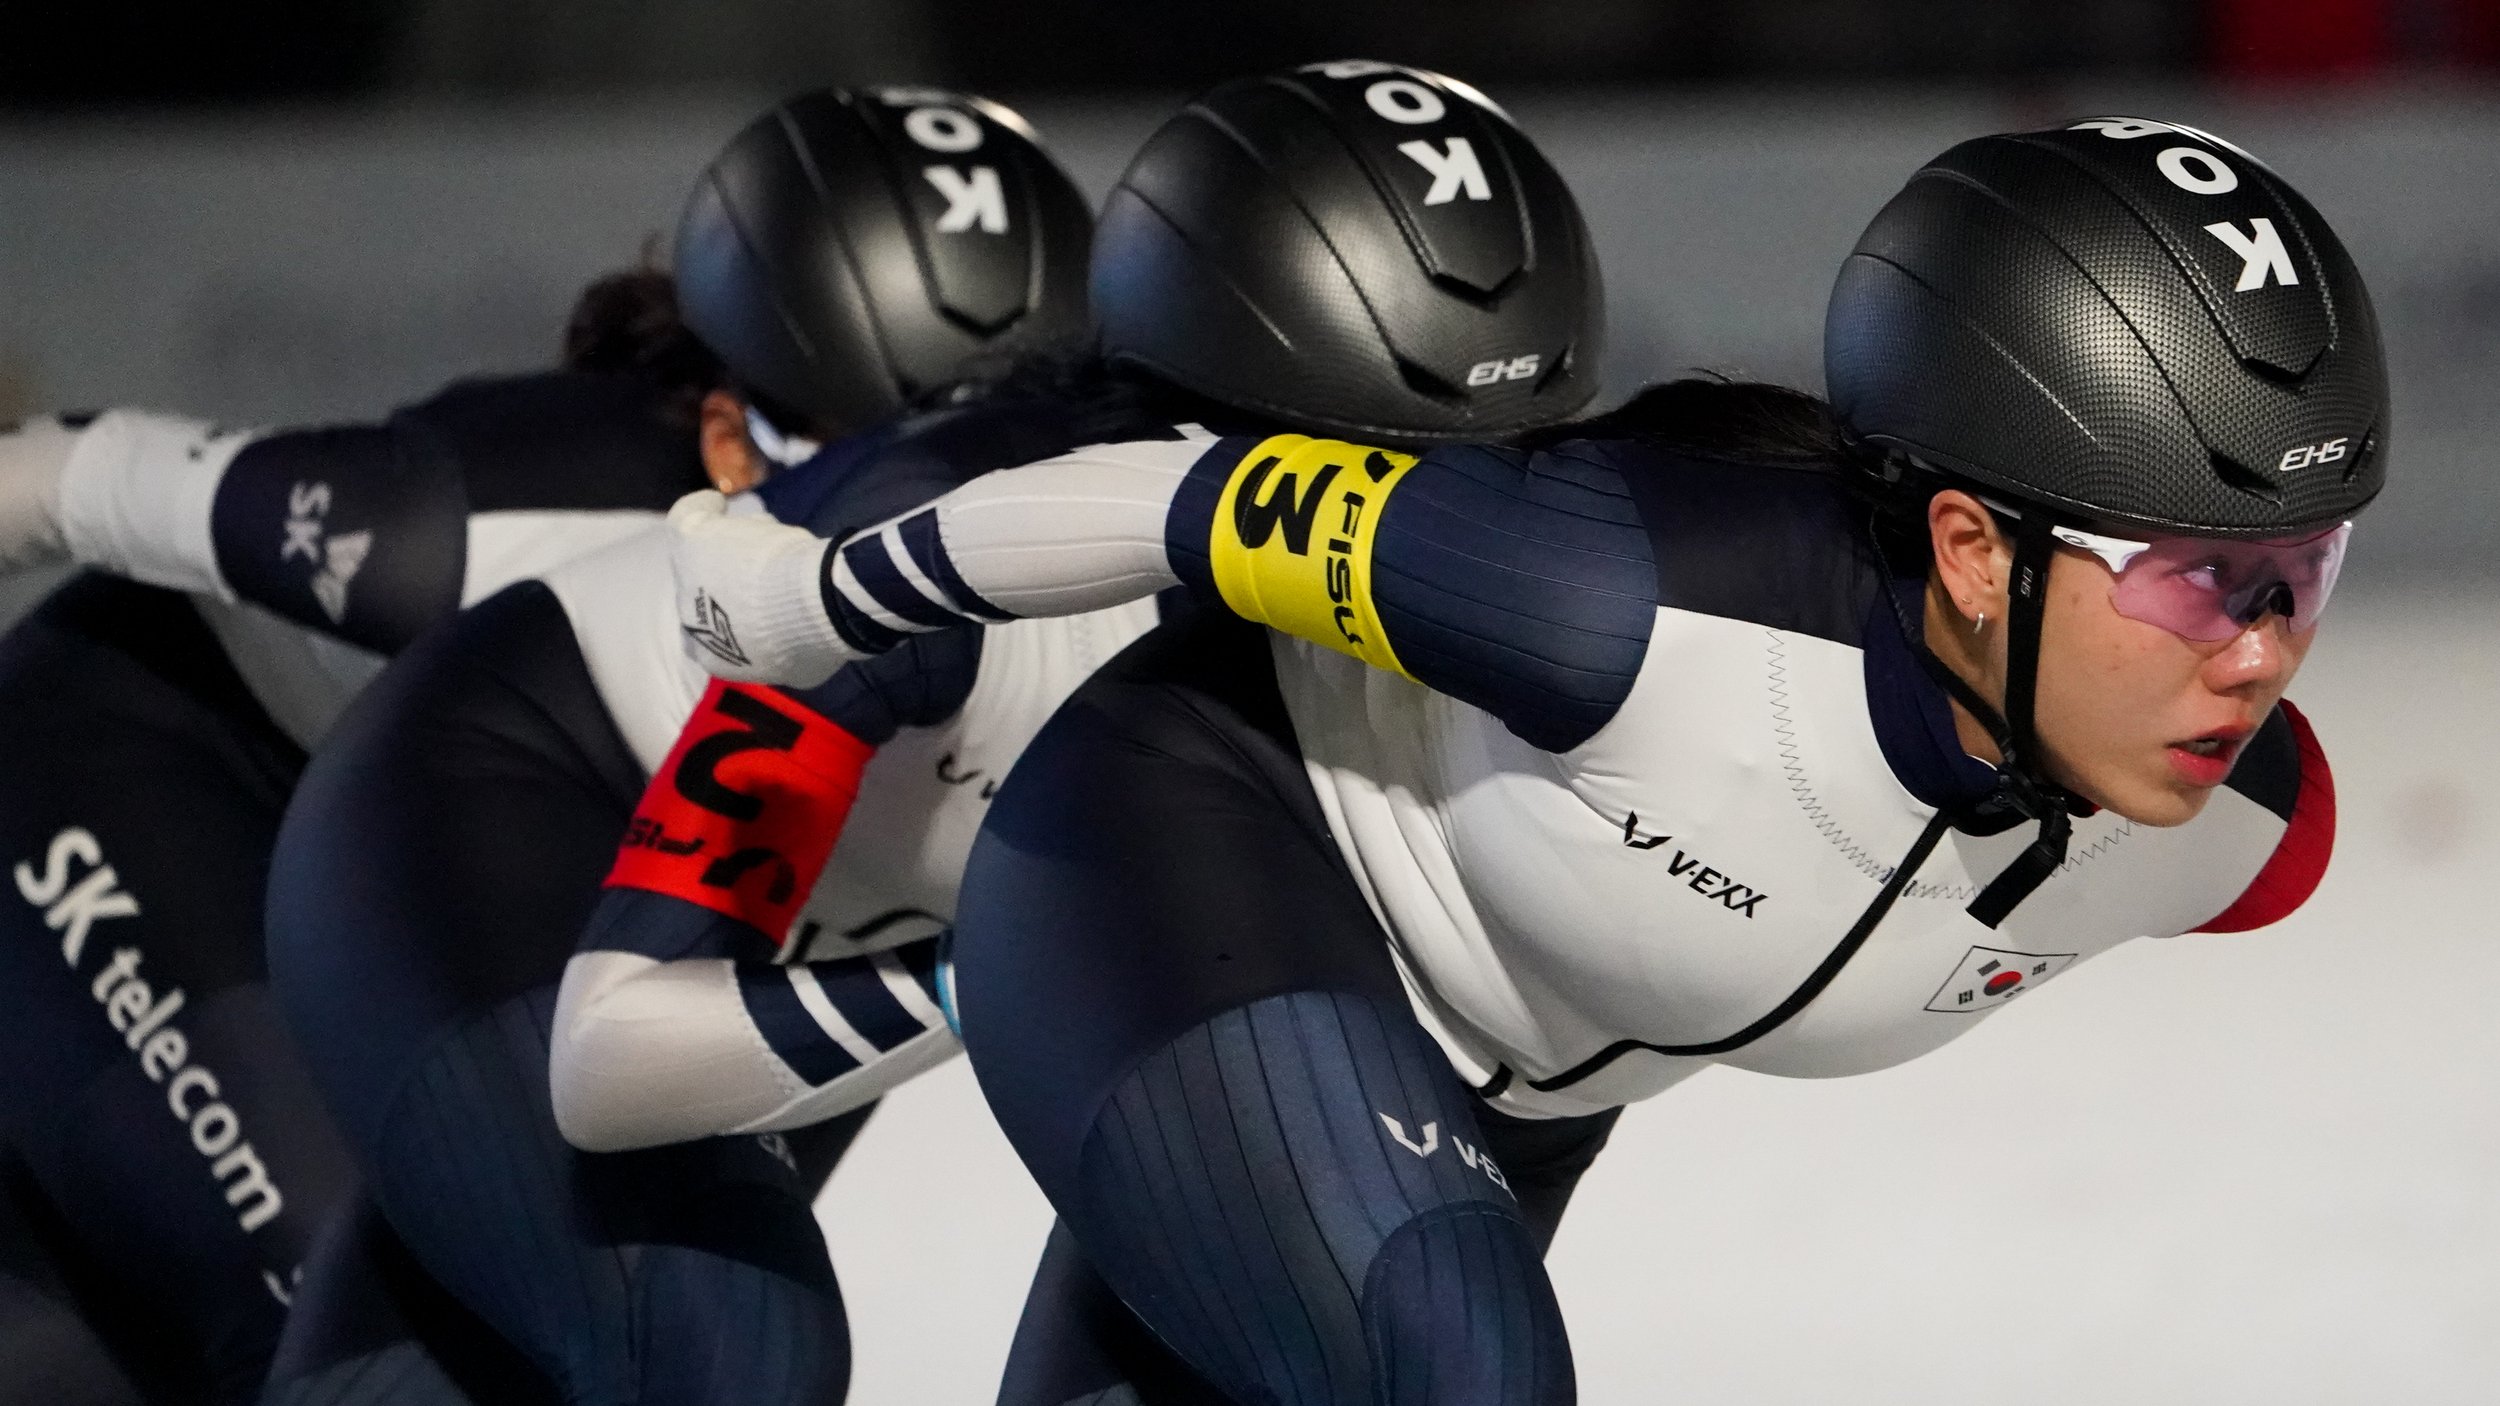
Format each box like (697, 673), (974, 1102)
(1206, 434), (1417, 678)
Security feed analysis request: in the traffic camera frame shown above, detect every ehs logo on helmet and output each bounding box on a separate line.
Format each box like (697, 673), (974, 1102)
(2276, 437), (2349, 474)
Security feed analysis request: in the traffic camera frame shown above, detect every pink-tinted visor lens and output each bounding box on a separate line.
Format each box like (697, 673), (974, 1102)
(2093, 523), (2351, 642)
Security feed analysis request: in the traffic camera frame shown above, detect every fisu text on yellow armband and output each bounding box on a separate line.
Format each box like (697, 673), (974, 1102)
(1206, 434), (1417, 679)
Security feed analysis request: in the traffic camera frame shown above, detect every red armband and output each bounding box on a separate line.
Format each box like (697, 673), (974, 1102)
(2198, 700), (2334, 934)
(605, 681), (875, 944)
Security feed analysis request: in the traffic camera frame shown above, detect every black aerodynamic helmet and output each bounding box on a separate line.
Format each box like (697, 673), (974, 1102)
(1091, 60), (1604, 443)
(674, 87), (1095, 434)
(1827, 117), (2388, 539)
(1829, 119), (2388, 927)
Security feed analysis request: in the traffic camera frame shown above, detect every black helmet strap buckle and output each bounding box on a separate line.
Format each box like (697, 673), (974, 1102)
(1960, 510), (2078, 927)
(1869, 485), (2083, 928)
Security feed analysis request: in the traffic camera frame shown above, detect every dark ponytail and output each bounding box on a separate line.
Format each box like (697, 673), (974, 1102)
(1539, 374), (1940, 573)
(561, 267), (726, 431)
(1527, 375), (1847, 463)
(910, 342), (1287, 449)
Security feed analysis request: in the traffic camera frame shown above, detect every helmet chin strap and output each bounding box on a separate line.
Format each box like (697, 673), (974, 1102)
(1907, 510), (2081, 927)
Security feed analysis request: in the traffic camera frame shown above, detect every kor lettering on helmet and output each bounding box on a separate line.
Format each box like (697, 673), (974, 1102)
(903, 106), (983, 153)
(1466, 354), (1541, 386)
(1308, 65), (1496, 207)
(1363, 78), (1447, 125)
(2277, 437), (2348, 473)
(1306, 59), (1403, 80)
(2204, 218), (2300, 291)
(1399, 137), (1490, 204)
(2157, 146), (2238, 195)
(2068, 117), (2258, 162)
(2073, 117), (2298, 295)
(903, 104), (1007, 235)
(924, 165), (1008, 234)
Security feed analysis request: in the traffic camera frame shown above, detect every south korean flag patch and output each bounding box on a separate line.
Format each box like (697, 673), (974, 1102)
(1924, 945), (2077, 1014)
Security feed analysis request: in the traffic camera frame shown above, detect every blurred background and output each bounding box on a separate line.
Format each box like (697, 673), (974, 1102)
(4, 1), (2497, 1401)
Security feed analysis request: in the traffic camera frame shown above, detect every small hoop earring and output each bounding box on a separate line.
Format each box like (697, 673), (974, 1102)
(1972, 611), (1987, 635)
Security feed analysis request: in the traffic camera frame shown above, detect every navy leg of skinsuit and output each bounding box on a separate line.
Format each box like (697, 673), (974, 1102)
(0, 574), (360, 1404)
(957, 617), (1618, 1406)
(267, 579), (868, 1406)
(263, 1199), (554, 1406)
(0, 1148), (144, 1405)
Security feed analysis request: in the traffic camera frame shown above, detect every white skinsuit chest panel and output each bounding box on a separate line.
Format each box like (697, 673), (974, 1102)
(1277, 608), (2286, 1118)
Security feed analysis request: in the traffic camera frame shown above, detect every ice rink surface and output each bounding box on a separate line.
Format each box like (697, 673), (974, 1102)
(815, 589), (2500, 1404)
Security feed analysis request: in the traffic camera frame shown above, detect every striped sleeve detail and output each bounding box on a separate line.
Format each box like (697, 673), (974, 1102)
(821, 564), (906, 655)
(830, 527), (965, 645)
(736, 965), (866, 1085)
(809, 956), (925, 1052)
(737, 945), (953, 1088)
(874, 948), (948, 1027)
(840, 528), (976, 631)
(820, 432), (1210, 640)
(806, 432), (1204, 646)
(893, 939), (946, 1008)
(895, 508), (1013, 622)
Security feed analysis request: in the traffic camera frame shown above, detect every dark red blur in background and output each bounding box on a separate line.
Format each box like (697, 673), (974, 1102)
(4, 0), (2497, 106)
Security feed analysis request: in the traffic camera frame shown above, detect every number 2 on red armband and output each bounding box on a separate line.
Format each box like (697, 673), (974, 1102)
(605, 681), (876, 944)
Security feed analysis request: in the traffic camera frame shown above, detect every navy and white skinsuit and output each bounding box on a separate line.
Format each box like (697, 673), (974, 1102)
(693, 427), (2333, 1406)
(0, 373), (703, 1403)
(267, 390), (1248, 1406)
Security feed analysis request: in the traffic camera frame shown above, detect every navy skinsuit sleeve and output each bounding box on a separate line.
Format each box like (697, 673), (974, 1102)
(1160, 436), (1661, 754)
(1366, 442), (1660, 752)
(206, 371), (704, 654)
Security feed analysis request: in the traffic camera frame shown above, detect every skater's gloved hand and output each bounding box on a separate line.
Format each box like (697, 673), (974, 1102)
(667, 488), (857, 688)
(0, 416), (78, 573)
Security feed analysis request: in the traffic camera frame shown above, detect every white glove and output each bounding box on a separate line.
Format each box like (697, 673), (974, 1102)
(56, 410), (247, 597)
(667, 489), (857, 687)
(0, 416), (77, 574)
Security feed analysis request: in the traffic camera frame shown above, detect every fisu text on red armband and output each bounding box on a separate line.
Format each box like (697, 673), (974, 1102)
(605, 681), (874, 943)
